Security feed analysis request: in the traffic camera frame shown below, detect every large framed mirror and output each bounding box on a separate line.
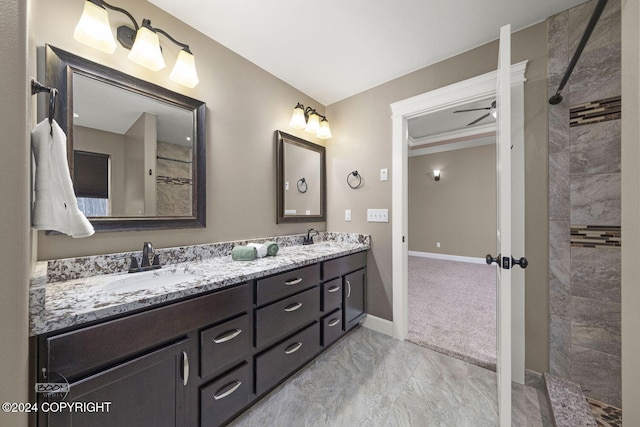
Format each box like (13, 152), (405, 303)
(276, 131), (326, 223)
(45, 45), (206, 232)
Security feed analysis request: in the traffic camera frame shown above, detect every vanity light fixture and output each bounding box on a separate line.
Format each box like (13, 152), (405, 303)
(433, 169), (441, 181)
(74, 0), (199, 88)
(289, 103), (332, 139)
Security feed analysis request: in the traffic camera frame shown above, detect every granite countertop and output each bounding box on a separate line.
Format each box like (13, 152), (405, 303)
(29, 233), (369, 337)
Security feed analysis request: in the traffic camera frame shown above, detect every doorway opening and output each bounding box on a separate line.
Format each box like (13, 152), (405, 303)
(406, 127), (497, 369)
(390, 60), (527, 383)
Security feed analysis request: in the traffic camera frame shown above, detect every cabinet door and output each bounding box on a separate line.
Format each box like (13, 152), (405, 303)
(43, 339), (189, 427)
(344, 268), (366, 331)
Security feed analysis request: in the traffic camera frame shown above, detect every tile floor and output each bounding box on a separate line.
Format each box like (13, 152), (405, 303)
(230, 327), (552, 426)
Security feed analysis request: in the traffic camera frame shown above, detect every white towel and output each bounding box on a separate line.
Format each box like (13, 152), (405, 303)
(31, 119), (94, 238)
(247, 243), (267, 258)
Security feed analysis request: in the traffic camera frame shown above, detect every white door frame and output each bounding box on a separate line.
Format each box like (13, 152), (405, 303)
(390, 60), (527, 381)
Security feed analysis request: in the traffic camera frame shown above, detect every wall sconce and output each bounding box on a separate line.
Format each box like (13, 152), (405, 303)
(74, 0), (199, 88)
(289, 103), (332, 139)
(433, 169), (441, 181)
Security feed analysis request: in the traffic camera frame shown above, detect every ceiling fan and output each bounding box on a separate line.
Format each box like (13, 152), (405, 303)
(453, 100), (497, 126)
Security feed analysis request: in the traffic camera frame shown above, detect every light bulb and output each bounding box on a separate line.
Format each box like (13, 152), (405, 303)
(289, 104), (306, 129)
(73, 1), (117, 54)
(170, 49), (199, 88)
(128, 25), (165, 71)
(316, 118), (332, 139)
(304, 112), (320, 135)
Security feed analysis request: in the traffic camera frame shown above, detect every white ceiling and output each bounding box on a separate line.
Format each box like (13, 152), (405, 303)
(148, 0), (588, 106)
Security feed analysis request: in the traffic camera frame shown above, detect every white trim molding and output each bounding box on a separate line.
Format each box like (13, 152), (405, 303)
(408, 251), (487, 265)
(362, 314), (394, 336)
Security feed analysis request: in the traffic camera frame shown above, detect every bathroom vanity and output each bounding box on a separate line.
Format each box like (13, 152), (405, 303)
(30, 235), (368, 426)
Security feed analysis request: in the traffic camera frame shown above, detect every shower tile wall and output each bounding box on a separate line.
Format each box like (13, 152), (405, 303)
(547, 0), (621, 408)
(156, 141), (193, 216)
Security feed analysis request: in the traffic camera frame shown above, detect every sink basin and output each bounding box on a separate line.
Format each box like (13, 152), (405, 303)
(105, 271), (202, 294)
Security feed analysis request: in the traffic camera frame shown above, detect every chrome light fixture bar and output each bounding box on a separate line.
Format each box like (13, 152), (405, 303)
(289, 103), (332, 139)
(74, 0), (199, 88)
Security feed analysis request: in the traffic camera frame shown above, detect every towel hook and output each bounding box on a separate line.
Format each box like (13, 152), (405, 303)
(297, 178), (308, 193)
(347, 170), (363, 189)
(31, 79), (57, 136)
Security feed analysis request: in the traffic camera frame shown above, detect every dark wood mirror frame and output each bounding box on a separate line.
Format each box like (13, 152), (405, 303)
(276, 130), (326, 223)
(45, 45), (206, 232)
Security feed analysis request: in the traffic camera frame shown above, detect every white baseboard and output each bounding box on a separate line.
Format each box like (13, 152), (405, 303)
(362, 314), (394, 336)
(408, 250), (486, 265)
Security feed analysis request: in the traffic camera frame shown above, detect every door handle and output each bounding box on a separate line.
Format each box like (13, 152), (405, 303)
(485, 254), (500, 265)
(328, 318), (341, 327)
(346, 280), (351, 298)
(285, 278), (303, 286)
(512, 256), (529, 269)
(182, 351), (189, 386)
(328, 285), (340, 293)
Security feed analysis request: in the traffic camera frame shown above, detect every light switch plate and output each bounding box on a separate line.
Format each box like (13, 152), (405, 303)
(345, 209), (352, 221)
(380, 168), (388, 181)
(367, 208), (389, 222)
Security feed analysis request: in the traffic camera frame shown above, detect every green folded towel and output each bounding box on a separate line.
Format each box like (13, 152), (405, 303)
(231, 245), (257, 261)
(265, 241), (279, 256)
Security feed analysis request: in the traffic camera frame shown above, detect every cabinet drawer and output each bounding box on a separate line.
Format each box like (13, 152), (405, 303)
(45, 283), (250, 380)
(322, 251), (367, 281)
(256, 264), (320, 305)
(322, 309), (343, 347)
(255, 287), (319, 349)
(321, 278), (342, 313)
(255, 322), (320, 395)
(200, 362), (252, 427)
(201, 314), (251, 379)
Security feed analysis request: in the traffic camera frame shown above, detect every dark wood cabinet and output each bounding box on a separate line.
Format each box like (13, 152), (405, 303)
(36, 250), (367, 427)
(344, 268), (367, 331)
(43, 339), (189, 427)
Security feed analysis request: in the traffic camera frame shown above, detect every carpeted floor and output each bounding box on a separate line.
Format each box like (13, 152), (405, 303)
(407, 256), (497, 370)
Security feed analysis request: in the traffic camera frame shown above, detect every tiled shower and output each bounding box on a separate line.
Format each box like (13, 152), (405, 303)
(548, 0), (621, 408)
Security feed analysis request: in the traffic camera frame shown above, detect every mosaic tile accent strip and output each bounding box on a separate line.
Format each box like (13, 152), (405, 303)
(587, 397), (622, 427)
(157, 176), (192, 185)
(570, 225), (621, 248)
(570, 96), (621, 127)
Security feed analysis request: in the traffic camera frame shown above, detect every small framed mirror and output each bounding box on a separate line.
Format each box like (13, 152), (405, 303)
(276, 131), (326, 223)
(45, 45), (206, 232)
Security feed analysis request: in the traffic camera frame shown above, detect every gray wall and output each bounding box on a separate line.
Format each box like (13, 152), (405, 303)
(621, 0), (640, 423)
(326, 22), (550, 372)
(408, 144), (496, 258)
(547, 0), (621, 407)
(0, 1), (30, 426)
(32, 0), (326, 260)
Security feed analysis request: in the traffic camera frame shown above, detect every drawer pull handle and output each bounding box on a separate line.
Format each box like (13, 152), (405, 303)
(346, 280), (351, 298)
(213, 328), (242, 344)
(213, 380), (242, 400)
(284, 342), (303, 355)
(285, 278), (303, 286)
(328, 318), (341, 327)
(284, 302), (303, 312)
(328, 286), (340, 293)
(182, 351), (189, 386)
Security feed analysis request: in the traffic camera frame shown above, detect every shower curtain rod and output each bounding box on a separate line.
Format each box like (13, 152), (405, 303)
(549, 0), (608, 105)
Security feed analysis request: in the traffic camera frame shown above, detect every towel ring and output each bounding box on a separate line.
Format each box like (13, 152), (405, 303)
(347, 171), (363, 189)
(297, 178), (308, 193)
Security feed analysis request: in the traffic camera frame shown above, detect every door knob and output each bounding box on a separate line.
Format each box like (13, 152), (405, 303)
(512, 256), (529, 269)
(486, 254), (500, 265)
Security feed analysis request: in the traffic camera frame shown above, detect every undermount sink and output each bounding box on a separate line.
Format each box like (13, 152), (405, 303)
(104, 270), (202, 294)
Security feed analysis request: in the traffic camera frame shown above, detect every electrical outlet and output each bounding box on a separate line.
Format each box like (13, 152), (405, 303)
(285, 181), (289, 191)
(367, 209), (389, 222)
(380, 168), (388, 181)
(436, 242), (441, 248)
(345, 209), (352, 221)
